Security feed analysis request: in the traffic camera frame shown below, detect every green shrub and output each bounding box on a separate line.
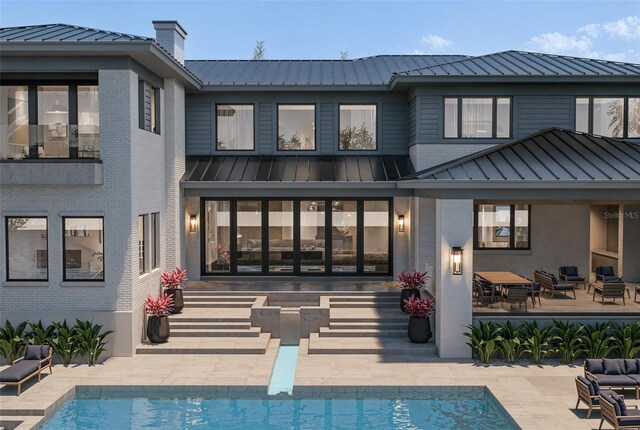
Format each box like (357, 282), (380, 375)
(0, 320), (28, 363)
(521, 321), (555, 364)
(551, 320), (585, 364)
(612, 322), (640, 359)
(498, 321), (527, 364)
(582, 322), (615, 359)
(73, 320), (112, 366)
(26, 320), (56, 346)
(51, 320), (79, 366)
(464, 321), (501, 364)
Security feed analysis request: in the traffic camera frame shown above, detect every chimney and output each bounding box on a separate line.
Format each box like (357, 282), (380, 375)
(152, 20), (187, 65)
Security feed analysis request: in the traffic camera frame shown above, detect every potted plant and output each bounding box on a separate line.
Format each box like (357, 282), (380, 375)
(396, 269), (429, 312)
(403, 296), (436, 343)
(161, 267), (187, 314)
(145, 293), (174, 343)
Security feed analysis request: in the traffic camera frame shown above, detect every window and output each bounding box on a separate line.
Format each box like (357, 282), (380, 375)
(204, 201), (231, 273)
(444, 97), (511, 138)
(139, 81), (160, 134)
(63, 217), (104, 281)
(77, 86), (100, 158)
(216, 104), (254, 150)
(268, 200), (294, 272)
(150, 212), (160, 269)
(300, 200), (326, 273)
(0, 86), (29, 159)
(474, 204), (530, 250)
(363, 200), (390, 274)
(38, 86), (70, 158)
(138, 215), (147, 275)
(575, 97), (639, 138)
(331, 200), (358, 272)
(339, 105), (377, 150)
(237, 201), (262, 273)
(278, 105), (315, 150)
(6, 217), (48, 281)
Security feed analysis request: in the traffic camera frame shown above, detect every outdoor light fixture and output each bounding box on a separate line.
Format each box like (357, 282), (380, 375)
(398, 214), (405, 232)
(451, 247), (463, 275)
(189, 215), (198, 232)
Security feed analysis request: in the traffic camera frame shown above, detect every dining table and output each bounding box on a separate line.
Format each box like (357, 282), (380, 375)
(474, 271), (533, 305)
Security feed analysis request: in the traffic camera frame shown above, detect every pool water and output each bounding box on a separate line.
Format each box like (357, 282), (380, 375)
(39, 394), (519, 430)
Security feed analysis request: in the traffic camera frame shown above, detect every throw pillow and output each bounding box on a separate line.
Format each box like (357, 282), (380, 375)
(586, 374), (601, 395)
(603, 359), (623, 375)
(611, 392), (627, 416)
(25, 345), (41, 360)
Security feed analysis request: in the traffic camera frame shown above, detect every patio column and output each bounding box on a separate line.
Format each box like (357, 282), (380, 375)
(435, 199), (473, 359)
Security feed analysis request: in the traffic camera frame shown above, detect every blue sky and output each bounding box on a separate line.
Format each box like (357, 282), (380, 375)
(1, 1), (639, 62)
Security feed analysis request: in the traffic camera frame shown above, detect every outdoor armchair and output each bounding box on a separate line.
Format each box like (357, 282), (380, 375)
(0, 345), (52, 396)
(596, 266), (623, 283)
(575, 375), (619, 419)
(559, 266), (586, 288)
(599, 391), (640, 430)
(501, 285), (528, 311)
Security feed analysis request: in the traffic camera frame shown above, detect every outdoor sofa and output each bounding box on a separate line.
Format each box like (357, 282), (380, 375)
(584, 359), (640, 400)
(0, 345), (52, 396)
(599, 391), (640, 429)
(534, 270), (576, 299)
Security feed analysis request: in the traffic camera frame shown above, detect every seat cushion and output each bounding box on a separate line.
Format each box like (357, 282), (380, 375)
(619, 416), (640, 427)
(601, 392), (621, 416)
(596, 375), (636, 386)
(554, 283), (574, 291)
(611, 392), (627, 415)
(604, 359), (624, 375)
(0, 360), (40, 383)
(564, 275), (585, 281)
(627, 375), (640, 384)
(586, 374), (602, 394)
(602, 275), (623, 282)
(563, 266), (578, 277)
(585, 359), (604, 375)
(624, 359), (639, 375)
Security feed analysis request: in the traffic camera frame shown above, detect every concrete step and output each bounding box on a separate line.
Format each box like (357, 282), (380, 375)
(329, 316), (407, 323)
(308, 333), (437, 355)
(329, 296), (398, 302)
(184, 301), (254, 308)
(169, 315), (250, 323)
(171, 328), (261, 337)
(136, 333), (271, 354)
(170, 321), (252, 329)
(182, 294), (257, 302)
(319, 328), (406, 337)
(329, 302), (397, 308)
(329, 322), (407, 330)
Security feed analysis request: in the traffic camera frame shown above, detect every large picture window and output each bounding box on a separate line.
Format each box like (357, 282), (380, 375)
(575, 97), (639, 138)
(268, 200), (294, 272)
(203, 200), (231, 273)
(474, 204), (530, 250)
(339, 105), (377, 150)
(0, 86), (29, 159)
(6, 217), (48, 281)
(278, 105), (315, 150)
(63, 217), (104, 281)
(237, 200), (262, 273)
(216, 104), (254, 150)
(444, 97), (511, 139)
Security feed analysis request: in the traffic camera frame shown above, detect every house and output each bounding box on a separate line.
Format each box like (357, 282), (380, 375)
(1, 21), (638, 359)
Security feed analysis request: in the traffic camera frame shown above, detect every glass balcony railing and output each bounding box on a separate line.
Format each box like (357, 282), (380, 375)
(0, 124), (100, 160)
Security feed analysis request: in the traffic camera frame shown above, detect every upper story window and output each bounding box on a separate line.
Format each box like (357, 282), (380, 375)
(216, 104), (254, 150)
(575, 97), (639, 138)
(138, 81), (160, 134)
(0, 84), (100, 160)
(474, 204), (530, 250)
(339, 104), (377, 150)
(444, 97), (511, 139)
(278, 104), (315, 150)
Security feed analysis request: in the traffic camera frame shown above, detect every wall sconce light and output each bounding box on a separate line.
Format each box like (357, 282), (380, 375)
(451, 247), (463, 275)
(189, 214), (198, 232)
(398, 214), (405, 232)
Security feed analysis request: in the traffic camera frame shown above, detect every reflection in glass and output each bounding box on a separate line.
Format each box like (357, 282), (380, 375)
(444, 98), (458, 138)
(339, 105), (376, 150)
(7, 217), (47, 280)
(628, 98), (640, 138)
(237, 200), (262, 273)
(204, 201), (231, 273)
(575, 97), (589, 133)
(364, 201), (389, 273)
(462, 98), (492, 138)
(593, 97), (624, 137)
(476, 205), (511, 249)
(217, 105), (254, 150)
(138, 215), (146, 275)
(38, 86), (69, 158)
(77, 86), (100, 158)
(300, 200), (325, 273)
(269, 201), (294, 272)
(0, 86), (29, 159)
(332, 200), (357, 272)
(64, 217), (104, 281)
(278, 105), (315, 150)
(496, 98), (511, 138)
(514, 205), (529, 249)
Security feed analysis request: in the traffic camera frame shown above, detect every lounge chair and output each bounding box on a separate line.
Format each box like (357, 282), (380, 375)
(575, 375), (619, 419)
(534, 270), (576, 299)
(596, 266), (623, 283)
(559, 266), (587, 289)
(599, 391), (640, 430)
(0, 345), (52, 396)
(585, 359), (640, 400)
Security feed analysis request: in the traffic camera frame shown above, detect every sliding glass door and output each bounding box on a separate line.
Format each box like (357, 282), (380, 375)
(300, 200), (326, 273)
(331, 200), (358, 273)
(236, 200), (262, 273)
(268, 200), (294, 273)
(203, 200), (231, 273)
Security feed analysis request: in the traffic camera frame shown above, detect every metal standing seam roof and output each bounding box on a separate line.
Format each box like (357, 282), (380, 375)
(0, 23), (153, 42)
(408, 128), (640, 182)
(185, 55), (469, 85)
(183, 155), (415, 183)
(396, 51), (640, 77)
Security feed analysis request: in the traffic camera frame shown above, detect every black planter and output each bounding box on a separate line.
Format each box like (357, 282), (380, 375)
(147, 316), (170, 343)
(408, 317), (432, 343)
(400, 289), (420, 312)
(165, 288), (184, 314)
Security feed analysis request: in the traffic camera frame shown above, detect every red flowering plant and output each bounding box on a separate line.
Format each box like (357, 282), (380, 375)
(396, 269), (430, 290)
(144, 293), (174, 318)
(403, 296), (436, 318)
(160, 267), (187, 291)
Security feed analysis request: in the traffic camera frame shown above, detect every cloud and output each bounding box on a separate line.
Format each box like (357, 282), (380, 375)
(578, 23), (601, 39)
(528, 32), (592, 55)
(603, 16), (640, 40)
(410, 49), (425, 55)
(421, 35), (453, 51)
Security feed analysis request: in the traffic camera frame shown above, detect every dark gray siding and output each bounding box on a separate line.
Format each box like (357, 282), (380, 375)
(319, 103), (335, 153)
(185, 97), (212, 155)
(258, 103), (273, 153)
(408, 96), (416, 144)
(515, 96), (573, 137)
(381, 103), (408, 154)
(418, 96), (440, 140)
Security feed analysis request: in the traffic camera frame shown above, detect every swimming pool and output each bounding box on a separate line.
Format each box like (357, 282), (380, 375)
(39, 388), (519, 430)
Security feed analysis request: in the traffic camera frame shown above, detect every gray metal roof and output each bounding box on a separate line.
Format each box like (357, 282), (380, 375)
(397, 51), (640, 77)
(185, 55), (469, 86)
(0, 23), (153, 42)
(409, 129), (640, 182)
(184, 155), (415, 183)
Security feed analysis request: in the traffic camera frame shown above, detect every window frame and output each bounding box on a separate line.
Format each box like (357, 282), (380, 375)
(62, 216), (105, 282)
(138, 214), (147, 275)
(5, 216), (49, 282)
(138, 81), (161, 135)
(276, 103), (317, 152)
(473, 204), (531, 251)
(214, 103), (256, 151)
(150, 212), (160, 270)
(443, 96), (512, 139)
(574, 96), (636, 138)
(337, 103), (378, 151)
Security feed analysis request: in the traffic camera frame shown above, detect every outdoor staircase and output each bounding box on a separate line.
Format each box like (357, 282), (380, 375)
(307, 293), (438, 355)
